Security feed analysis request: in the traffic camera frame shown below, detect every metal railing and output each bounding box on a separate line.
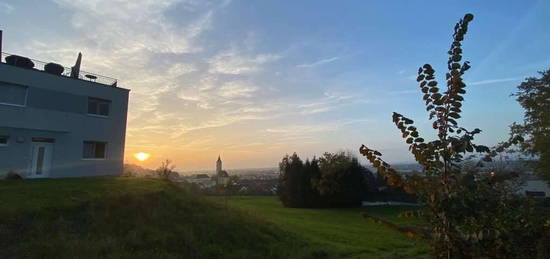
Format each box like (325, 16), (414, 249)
(0, 52), (118, 87)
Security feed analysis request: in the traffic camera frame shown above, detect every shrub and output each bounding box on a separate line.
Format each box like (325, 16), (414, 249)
(5, 171), (22, 180)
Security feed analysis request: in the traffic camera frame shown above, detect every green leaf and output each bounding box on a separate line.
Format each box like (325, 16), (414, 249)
(452, 55), (462, 62)
(450, 107), (461, 113)
(449, 112), (461, 119)
(432, 93), (442, 99)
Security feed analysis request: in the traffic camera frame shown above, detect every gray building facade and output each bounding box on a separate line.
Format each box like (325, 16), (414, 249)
(0, 56), (129, 178)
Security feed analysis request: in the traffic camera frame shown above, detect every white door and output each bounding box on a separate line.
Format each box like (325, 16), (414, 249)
(29, 142), (53, 178)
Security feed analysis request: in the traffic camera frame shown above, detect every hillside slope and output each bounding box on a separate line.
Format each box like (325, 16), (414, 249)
(0, 178), (326, 259)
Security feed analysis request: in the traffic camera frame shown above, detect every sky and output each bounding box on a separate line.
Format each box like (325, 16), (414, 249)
(1, 0), (550, 171)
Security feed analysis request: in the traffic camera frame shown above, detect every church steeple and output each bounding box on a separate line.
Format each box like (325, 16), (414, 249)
(216, 155), (222, 174)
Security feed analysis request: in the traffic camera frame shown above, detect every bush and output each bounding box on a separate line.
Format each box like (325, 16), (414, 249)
(5, 171), (22, 180)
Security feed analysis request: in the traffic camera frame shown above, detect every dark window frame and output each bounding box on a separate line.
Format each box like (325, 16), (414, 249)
(0, 81), (28, 107)
(87, 97), (111, 117)
(0, 136), (9, 146)
(82, 141), (107, 159)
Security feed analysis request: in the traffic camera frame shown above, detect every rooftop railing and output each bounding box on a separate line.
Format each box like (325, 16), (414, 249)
(0, 52), (118, 87)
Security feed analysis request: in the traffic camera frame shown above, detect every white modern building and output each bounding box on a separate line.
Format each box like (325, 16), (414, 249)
(0, 47), (129, 178)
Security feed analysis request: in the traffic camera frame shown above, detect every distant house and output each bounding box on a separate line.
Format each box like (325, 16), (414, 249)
(0, 40), (129, 178)
(187, 174), (216, 188)
(519, 175), (550, 197)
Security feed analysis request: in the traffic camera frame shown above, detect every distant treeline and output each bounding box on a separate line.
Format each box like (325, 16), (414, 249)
(278, 152), (415, 208)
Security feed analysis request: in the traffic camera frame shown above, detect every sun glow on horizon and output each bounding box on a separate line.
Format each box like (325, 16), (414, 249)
(134, 152), (151, 162)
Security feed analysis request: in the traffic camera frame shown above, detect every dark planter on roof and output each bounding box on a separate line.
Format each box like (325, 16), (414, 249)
(5, 55), (35, 69)
(44, 63), (65, 75)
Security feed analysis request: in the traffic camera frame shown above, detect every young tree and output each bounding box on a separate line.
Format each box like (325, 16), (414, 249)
(156, 159), (176, 179)
(511, 69), (550, 182)
(359, 14), (544, 258)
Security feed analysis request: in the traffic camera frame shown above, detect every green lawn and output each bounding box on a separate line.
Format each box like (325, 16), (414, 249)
(0, 178), (429, 258)
(211, 196), (429, 258)
(0, 178), (333, 259)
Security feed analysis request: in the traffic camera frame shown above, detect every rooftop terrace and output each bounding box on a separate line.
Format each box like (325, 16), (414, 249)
(1, 52), (118, 87)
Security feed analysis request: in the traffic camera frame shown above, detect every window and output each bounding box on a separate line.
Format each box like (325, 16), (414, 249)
(88, 97), (110, 116)
(83, 141), (107, 159)
(0, 136), (8, 146)
(0, 82), (27, 106)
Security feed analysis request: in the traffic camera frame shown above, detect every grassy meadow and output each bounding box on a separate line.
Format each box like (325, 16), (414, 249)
(210, 196), (429, 258)
(0, 178), (428, 258)
(0, 178), (318, 258)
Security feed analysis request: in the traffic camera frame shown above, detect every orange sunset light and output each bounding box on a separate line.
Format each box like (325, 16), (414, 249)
(134, 152), (151, 162)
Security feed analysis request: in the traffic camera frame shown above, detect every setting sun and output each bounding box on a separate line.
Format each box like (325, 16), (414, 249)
(134, 152), (151, 162)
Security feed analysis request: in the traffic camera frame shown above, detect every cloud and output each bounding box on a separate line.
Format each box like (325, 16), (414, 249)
(467, 77), (522, 86)
(218, 81), (258, 98)
(297, 91), (358, 115)
(208, 49), (281, 75)
(6, 0), (378, 169)
(264, 118), (369, 143)
(388, 89), (418, 95)
(17, 0), (287, 150)
(296, 56), (339, 68)
(0, 2), (14, 14)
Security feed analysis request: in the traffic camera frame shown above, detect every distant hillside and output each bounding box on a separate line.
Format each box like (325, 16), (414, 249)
(0, 178), (327, 258)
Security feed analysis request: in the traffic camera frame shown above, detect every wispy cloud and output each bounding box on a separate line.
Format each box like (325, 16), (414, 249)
(388, 89), (418, 95)
(264, 118), (369, 143)
(296, 56), (339, 68)
(19, 0), (289, 155)
(467, 77), (522, 86)
(297, 91), (360, 115)
(208, 49), (281, 75)
(0, 2), (14, 14)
